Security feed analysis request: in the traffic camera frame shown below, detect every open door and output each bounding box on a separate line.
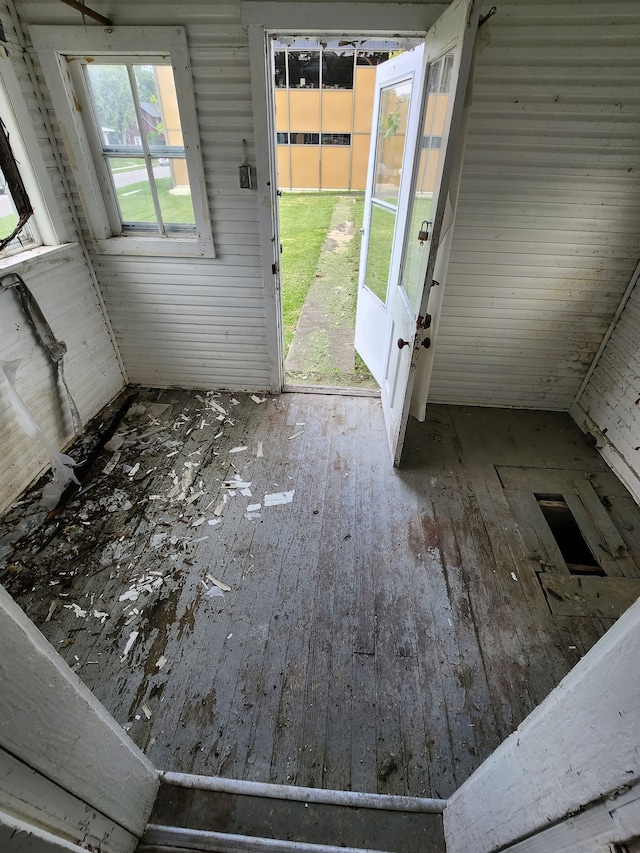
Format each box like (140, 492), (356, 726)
(354, 0), (479, 464)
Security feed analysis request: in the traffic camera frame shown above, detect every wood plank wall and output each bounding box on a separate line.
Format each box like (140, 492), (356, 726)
(426, 0), (640, 409)
(13, 0), (640, 409)
(0, 4), (124, 513)
(20, 0), (272, 391)
(572, 277), (640, 503)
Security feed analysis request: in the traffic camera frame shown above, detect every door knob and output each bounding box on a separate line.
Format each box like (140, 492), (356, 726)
(397, 338), (411, 349)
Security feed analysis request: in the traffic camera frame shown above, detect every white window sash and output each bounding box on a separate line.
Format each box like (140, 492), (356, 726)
(31, 27), (215, 258)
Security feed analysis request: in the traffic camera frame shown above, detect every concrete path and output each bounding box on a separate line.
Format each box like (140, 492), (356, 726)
(285, 196), (359, 380)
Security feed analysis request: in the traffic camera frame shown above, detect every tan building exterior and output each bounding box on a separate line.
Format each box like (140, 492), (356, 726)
(274, 43), (449, 194)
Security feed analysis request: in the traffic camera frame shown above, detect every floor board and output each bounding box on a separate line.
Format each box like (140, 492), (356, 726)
(2, 391), (639, 799)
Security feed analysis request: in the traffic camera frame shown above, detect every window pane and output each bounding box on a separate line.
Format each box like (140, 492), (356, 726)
(373, 80), (411, 205)
(290, 132), (319, 145)
(0, 165), (37, 254)
(110, 157), (158, 226)
(274, 52), (287, 88)
(135, 65), (179, 150)
(276, 132), (289, 144)
(288, 51), (320, 88)
(0, 167), (19, 241)
(363, 203), (395, 305)
(321, 133), (351, 146)
(400, 52), (453, 312)
(356, 51), (391, 67)
(322, 51), (354, 89)
(86, 65), (140, 147)
(154, 158), (194, 226)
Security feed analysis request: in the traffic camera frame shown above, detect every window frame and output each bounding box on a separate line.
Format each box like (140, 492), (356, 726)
(0, 48), (67, 264)
(31, 27), (215, 259)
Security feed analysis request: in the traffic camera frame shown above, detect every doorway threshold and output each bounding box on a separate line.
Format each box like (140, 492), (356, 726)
(283, 383), (380, 398)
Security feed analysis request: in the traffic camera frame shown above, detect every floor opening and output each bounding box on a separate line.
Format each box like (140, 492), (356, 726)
(535, 493), (604, 575)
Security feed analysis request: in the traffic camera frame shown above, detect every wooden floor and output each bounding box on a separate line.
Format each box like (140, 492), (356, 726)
(2, 390), (639, 799)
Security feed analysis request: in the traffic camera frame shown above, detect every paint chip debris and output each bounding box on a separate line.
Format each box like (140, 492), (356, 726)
(208, 518), (221, 526)
(288, 431), (304, 441)
(64, 603), (87, 618)
(251, 395), (266, 404)
(256, 441), (264, 457)
(230, 446), (248, 453)
(511, 572), (519, 582)
(141, 702), (153, 720)
(206, 573), (232, 592)
(121, 630), (139, 660)
(205, 585), (225, 598)
(155, 655), (167, 670)
(264, 490), (295, 507)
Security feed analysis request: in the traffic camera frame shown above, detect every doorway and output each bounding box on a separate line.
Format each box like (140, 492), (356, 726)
(269, 37), (416, 392)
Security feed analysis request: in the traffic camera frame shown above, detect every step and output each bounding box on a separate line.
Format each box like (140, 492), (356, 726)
(137, 772), (447, 853)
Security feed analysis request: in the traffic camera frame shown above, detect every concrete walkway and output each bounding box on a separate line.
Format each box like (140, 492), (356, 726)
(285, 196), (359, 381)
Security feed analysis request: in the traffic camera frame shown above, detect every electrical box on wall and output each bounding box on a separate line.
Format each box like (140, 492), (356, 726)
(239, 164), (252, 189)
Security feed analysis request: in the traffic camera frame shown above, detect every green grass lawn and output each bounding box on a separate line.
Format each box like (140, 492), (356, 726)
(116, 177), (194, 225)
(279, 192), (339, 354)
(0, 212), (18, 241)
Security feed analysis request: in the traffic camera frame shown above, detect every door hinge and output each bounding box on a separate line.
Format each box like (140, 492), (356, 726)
(272, 262), (279, 275)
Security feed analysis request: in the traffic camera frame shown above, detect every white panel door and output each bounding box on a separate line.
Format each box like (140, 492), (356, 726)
(354, 0), (479, 464)
(354, 47), (426, 384)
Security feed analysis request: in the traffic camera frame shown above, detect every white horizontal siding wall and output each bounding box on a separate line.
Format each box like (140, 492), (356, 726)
(0, 246), (125, 513)
(0, 4), (125, 513)
(19, 0), (271, 391)
(429, 0), (640, 409)
(571, 274), (640, 503)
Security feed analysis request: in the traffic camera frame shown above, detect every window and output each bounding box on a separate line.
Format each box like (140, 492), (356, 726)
(290, 132), (319, 145)
(321, 133), (351, 146)
(0, 78), (45, 259)
(82, 61), (194, 234)
(31, 27), (214, 258)
(276, 132), (289, 144)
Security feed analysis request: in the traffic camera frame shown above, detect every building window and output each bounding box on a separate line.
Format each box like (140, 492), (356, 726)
(290, 132), (320, 145)
(276, 132), (289, 144)
(422, 135), (442, 149)
(274, 44), (388, 92)
(0, 163), (38, 258)
(321, 133), (351, 146)
(31, 26), (214, 258)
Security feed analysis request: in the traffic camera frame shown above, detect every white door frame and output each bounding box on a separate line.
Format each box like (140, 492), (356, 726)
(242, 2), (446, 391)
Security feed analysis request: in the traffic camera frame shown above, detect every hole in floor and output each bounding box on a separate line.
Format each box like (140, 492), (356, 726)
(535, 493), (605, 576)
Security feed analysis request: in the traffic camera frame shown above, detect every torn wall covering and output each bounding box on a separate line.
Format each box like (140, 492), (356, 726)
(0, 5), (124, 513)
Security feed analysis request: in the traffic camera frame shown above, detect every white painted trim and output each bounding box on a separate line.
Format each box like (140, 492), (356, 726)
(444, 596), (640, 853)
(500, 780), (640, 853)
(0, 585), (158, 837)
(247, 24), (283, 392)
(241, 2), (444, 34)
(243, 4), (444, 392)
(0, 748), (138, 853)
(0, 242), (78, 276)
(0, 810), (88, 853)
(30, 26), (215, 258)
(0, 46), (68, 247)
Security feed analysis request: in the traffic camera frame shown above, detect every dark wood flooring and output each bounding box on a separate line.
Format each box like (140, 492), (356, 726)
(2, 391), (639, 799)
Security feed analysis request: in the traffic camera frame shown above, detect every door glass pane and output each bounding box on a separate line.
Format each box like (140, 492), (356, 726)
(400, 53), (453, 311)
(363, 203), (395, 304)
(373, 80), (412, 205)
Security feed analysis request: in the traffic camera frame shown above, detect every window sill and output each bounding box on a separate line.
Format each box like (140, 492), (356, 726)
(0, 243), (79, 276)
(94, 235), (215, 259)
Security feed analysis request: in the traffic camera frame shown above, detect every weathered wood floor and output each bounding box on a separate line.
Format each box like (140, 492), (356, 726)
(2, 390), (639, 799)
